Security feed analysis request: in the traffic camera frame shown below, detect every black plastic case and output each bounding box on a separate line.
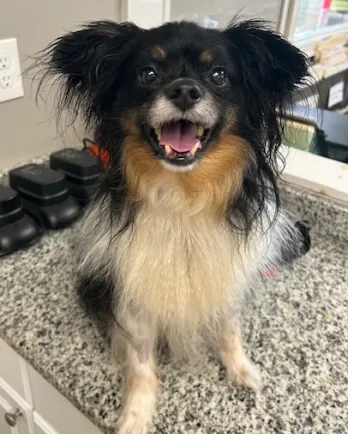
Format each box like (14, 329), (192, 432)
(9, 164), (81, 229)
(0, 185), (42, 256)
(50, 148), (102, 204)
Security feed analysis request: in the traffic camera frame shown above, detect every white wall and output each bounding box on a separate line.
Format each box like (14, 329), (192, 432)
(170, 0), (283, 27)
(0, 0), (120, 169)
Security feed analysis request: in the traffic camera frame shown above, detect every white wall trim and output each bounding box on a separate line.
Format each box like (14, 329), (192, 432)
(120, 0), (169, 28)
(279, 0), (291, 36)
(163, 0), (171, 23)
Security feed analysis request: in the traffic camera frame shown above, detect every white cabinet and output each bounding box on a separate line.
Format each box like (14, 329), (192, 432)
(33, 413), (59, 434)
(0, 396), (18, 434)
(0, 378), (34, 434)
(0, 340), (26, 398)
(28, 367), (103, 434)
(0, 339), (103, 434)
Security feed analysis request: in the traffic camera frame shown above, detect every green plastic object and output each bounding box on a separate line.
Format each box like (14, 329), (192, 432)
(283, 120), (316, 152)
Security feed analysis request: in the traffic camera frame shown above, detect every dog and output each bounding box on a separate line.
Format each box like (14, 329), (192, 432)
(36, 19), (309, 433)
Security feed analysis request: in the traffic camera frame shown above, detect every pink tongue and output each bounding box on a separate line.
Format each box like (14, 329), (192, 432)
(159, 122), (198, 152)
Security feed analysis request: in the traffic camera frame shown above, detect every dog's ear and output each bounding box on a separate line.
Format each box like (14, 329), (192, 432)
(35, 20), (142, 125)
(222, 21), (309, 228)
(222, 19), (309, 170)
(223, 20), (308, 105)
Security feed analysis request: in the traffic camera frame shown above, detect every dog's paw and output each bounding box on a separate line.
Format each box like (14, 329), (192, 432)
(226, 356), (262, 391)
(117, 411), (151, 434)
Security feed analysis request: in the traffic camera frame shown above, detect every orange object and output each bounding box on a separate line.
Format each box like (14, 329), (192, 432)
(88, 142), (110, 167)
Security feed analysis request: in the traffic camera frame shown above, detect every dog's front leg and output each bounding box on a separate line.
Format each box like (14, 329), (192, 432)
(219, 317), (261, 391)
(116, 317), (157, 434)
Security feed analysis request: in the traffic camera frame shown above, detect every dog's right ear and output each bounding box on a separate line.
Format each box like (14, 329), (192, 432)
(34, 20), (142, 124)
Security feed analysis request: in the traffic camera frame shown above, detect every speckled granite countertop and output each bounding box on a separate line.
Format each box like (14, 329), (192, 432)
(1, 165), (348, 434)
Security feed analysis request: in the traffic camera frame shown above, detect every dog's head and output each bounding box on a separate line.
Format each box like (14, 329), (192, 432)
(38, 20), (307, 170)
(36, 20), (308, 228)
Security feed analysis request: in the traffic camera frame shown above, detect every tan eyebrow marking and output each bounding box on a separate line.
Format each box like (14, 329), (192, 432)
(152, 46), (166, 60)
(200, 48), (214, 64)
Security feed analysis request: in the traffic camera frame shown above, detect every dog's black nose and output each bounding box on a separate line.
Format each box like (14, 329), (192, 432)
(165, 79), (203, 111)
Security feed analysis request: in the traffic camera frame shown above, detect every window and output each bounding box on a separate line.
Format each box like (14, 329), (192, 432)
(282, 0), (348, 56)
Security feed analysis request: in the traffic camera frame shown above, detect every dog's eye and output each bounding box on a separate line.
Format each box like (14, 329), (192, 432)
(210, 68), (228, 86)
(139, 67), (158, 85)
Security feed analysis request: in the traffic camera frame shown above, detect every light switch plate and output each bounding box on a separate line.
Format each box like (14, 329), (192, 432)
(0, 38), (24, 103)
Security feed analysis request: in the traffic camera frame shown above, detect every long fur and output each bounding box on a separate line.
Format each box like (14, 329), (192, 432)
(78, 191), (300, 360)
(32, 19), (309, 359)
(77, 132), (302, 358)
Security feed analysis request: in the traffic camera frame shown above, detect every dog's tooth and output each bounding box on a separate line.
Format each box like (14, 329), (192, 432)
(190, 141), (201, 156)
(164, 144), (171, 155)
(197, 126), (204, 138)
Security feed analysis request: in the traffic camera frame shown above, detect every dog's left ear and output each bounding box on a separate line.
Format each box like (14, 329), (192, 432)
(223, 20), (308, 105)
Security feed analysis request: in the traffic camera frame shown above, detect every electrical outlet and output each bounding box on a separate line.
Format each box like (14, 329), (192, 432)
(0, 54), (10, 70)
(0, 73), (13, 89)
(0, 38), (24, 103)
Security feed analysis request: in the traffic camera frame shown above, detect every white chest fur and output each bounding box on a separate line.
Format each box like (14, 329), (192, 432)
(114, 204), (258, 354)
(78, 186), (274, 356)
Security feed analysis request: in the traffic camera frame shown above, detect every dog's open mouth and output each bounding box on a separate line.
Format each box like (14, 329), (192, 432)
(150, 120), (210, 165)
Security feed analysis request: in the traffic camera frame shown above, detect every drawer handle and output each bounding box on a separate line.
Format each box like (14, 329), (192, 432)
(4, 409), (22, 427)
